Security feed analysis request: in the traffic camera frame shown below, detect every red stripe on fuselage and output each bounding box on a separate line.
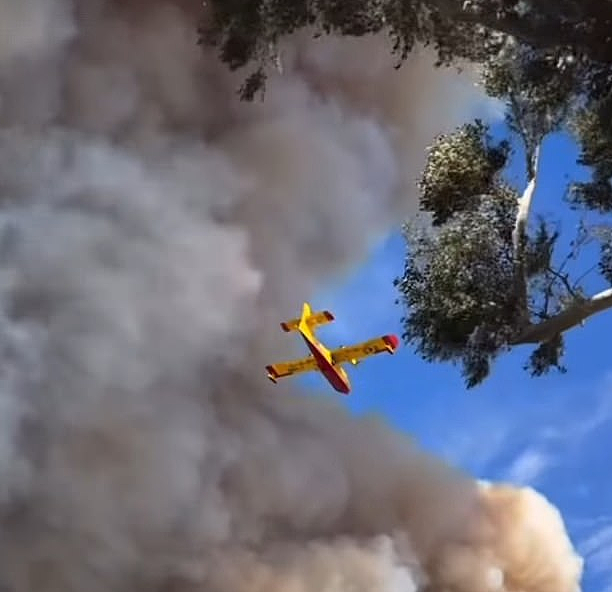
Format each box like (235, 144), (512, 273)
(301, 334), (351, 394)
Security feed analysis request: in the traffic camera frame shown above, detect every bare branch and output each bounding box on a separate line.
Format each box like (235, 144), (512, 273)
(572, 262), (600, 290)
(545, 266), (577, 298)
(512, 287), (612, 344)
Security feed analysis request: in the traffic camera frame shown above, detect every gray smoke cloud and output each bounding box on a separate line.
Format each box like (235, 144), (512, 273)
(0, 1), (583, 591)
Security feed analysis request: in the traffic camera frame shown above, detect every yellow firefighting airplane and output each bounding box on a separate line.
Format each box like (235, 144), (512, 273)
(266, 302), (399, 394)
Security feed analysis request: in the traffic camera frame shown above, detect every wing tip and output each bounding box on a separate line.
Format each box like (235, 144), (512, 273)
(266, 365), (279, 383)
(383, 334), (400, 352)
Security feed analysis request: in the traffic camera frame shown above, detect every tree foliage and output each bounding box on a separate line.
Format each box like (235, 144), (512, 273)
(198, 0), (612, 99)
(397, 188), (520, 387)
(570, 96), (612, 213)
(418, 121), (511, 225)
(598, 227), (612, 285)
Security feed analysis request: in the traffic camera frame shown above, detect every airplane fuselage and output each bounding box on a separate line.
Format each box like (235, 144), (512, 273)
(299, 330), (351, 394)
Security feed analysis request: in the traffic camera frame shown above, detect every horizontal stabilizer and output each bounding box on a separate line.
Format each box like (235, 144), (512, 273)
(280, 309), (335, 332)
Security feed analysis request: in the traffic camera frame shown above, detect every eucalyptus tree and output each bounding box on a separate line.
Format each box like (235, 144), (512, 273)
(396, 38), (612, 387)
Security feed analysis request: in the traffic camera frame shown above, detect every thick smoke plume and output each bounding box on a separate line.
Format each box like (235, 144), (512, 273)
(0, 1), (583, 591)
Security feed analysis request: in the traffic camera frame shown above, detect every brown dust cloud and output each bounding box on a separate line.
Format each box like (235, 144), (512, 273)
(0, 1), (583, 591)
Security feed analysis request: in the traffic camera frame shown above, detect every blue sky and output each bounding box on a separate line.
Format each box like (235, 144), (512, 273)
(306, 124), (612, 591)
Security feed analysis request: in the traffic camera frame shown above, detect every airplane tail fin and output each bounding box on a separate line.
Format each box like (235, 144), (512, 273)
(297, 302), (312, 337)
(280, 302), (334, 333)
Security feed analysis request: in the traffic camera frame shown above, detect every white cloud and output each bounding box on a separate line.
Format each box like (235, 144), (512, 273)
(504, 448), (551, 485)
(570, 384), (612, 440)
(478, 374), (612, 482)
(570, 515), (612, 531)
(579, 523), (612, 585)
(438, 415), (512, 471)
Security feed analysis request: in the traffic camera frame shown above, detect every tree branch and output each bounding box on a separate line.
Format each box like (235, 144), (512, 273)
(512, 287), (612, 344)
(546, 266), (578, 298)
(428, 0), (612, 65)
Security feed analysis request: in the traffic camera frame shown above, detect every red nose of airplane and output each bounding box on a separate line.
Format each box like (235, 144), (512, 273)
(383, 334), (400, 351)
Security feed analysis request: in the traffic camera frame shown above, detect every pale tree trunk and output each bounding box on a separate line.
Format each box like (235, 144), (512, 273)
(512, 287), (612, 344)
(512, 143), (540, 256)
(512, 144), (540, 325)
(508, 142), (612, 343)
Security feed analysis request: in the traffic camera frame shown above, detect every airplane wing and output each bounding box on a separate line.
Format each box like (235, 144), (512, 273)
(266, 355), (319, 383)
(330, 334), (399, 365)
